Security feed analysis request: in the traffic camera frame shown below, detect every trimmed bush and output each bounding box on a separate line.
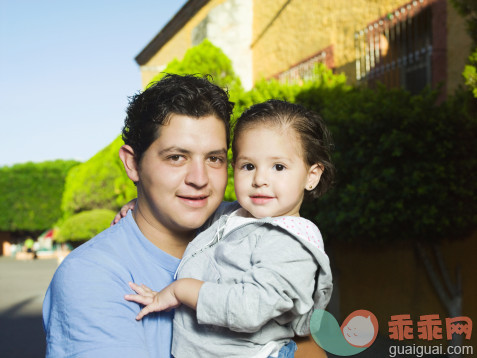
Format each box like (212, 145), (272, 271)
(150, 39), (243, 102)
(56, 209), (116, 242)
(61, 136), (136, 216)
(299, 86), (477, 242)
(0, 160), (79, 232)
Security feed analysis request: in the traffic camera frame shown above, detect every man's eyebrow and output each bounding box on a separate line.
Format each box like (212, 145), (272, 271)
(207, 149), (228, 156)
(158, 147), (227, 156)
(158, 147), (191, 155)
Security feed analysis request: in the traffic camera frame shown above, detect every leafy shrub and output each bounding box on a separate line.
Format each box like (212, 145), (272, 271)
(300, 86), (477, 242)
(463, 49), (477, 97)
(234, 63), (348, 118)
(56, 209), (116, 242)
(0, 160), (79, 232)
(61, 136), (136, 217)
(150, 39), (243, 102)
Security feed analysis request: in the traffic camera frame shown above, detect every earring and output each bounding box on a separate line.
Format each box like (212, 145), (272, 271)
(308, 185), (313, 190)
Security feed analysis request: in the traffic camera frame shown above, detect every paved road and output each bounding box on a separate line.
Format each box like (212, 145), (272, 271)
(0, 257), (58, 358)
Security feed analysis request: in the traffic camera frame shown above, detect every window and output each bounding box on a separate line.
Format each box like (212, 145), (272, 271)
(355, 0), (445, 95)
(275, 46), (334, 83)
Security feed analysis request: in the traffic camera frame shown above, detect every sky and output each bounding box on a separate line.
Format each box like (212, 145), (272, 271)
(0, 0), (188, 167)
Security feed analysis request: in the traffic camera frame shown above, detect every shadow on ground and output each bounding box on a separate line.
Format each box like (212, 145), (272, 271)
(0, 314), (46, 358)
(0, 257), (57, 357)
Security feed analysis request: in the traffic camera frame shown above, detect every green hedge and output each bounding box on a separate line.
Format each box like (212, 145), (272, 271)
(61, 136), (136, 217)
(56, 209), (116, 242)
(150, 39), (244, 102)
(463, 49), (477, 98)
(299, 86), (477, 242)
(0, 160), (79, 232)
(53, 41), (477, 244)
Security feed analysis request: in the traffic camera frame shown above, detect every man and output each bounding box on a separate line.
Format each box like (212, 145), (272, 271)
(43, 74), (234, 357)
(43, 74), (327, 358)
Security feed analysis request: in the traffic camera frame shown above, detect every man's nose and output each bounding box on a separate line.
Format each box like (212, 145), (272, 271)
(185, 160), (209, 188)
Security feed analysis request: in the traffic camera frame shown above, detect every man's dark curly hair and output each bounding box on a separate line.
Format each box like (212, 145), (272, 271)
(122, 74), (234, 163)
(232, 99), (335, 200)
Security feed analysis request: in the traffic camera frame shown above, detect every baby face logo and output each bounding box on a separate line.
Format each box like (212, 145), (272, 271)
(341, 310), (379, 347)
(311, 309), (379, 356)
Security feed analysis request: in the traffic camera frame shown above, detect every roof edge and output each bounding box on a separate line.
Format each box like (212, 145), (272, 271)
(135, 0), (210, 66)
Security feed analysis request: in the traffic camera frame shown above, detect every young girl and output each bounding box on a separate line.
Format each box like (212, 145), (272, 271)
(125, 99), (335, 358)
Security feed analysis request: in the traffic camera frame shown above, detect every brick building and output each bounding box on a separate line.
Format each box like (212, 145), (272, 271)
(135, 0), (472, 96)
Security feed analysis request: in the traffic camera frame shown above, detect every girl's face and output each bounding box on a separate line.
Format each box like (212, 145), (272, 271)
(233, 125), (322, 218)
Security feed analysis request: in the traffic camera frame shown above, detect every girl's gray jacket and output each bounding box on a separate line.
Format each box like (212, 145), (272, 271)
(171, 202), (333, 358)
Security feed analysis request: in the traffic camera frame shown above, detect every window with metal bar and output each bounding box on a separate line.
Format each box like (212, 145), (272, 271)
(355, 0), (436, 94)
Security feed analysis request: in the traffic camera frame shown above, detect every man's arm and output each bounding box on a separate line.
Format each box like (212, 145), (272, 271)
(43, 256), (151, 358)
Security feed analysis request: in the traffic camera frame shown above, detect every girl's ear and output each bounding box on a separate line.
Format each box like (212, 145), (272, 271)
(305, 163), (323, 191)
(119, 145), (140, 183)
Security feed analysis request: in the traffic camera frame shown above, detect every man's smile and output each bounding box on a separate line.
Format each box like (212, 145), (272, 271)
(177, 194), (210, 207)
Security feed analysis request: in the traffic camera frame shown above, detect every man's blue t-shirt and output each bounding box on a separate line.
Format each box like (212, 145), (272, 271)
(43, 211), (180, 358)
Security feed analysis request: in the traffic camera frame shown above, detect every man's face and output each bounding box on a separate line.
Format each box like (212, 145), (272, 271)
(135, 114), (228, 235)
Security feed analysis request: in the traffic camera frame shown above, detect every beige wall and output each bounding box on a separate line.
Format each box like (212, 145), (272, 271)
(252, 0), (405, 82)
(252, 0), (471, 91)
(447, 2), (473, 94)
(330, 231), (477, 347)
(140, 0), (472, 92)
(139, 0), (228, 88)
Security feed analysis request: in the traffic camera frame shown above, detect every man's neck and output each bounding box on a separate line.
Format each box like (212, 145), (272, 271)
(132, 205), (194, 259)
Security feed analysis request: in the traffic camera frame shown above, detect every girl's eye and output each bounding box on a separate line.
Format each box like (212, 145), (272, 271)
(242, 163), (255, 171)
(274, 164), (285, 171)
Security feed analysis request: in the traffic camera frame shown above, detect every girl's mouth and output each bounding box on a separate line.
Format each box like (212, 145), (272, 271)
(250, 195), (274, 205)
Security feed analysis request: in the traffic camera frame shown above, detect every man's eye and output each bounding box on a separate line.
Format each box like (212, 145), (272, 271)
(274, 164), (285, 171)
(209, 156), (223, 163)
(167, 155), (184, 162)
(208, 156), (226, 168)
(242, 163), (255, 171)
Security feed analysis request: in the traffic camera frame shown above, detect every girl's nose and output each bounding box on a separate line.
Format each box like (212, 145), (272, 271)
(252, 168), (268, 187)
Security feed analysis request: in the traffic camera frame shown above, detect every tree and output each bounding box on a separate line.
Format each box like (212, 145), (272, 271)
(462, 50), (477, 97)
(57, 136), (135, 242)
(149, 39), (243, 102)
(299, 86), (477, 242)
(56, 209), (116, 243)
(0, 160), (79, 235)
(61, 136), (136, 217)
